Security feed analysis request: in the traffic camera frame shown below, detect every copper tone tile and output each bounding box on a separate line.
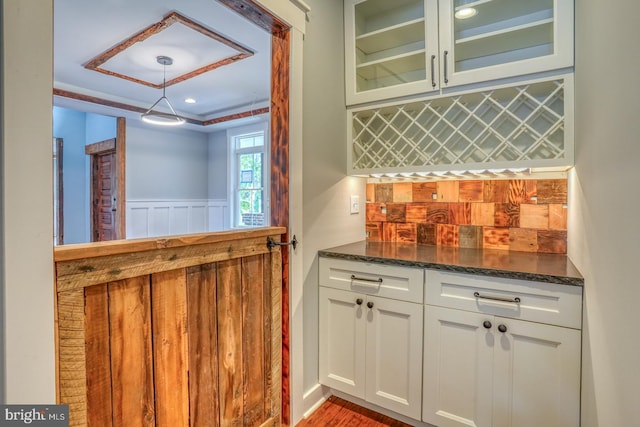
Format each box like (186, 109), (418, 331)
(375, 183), (393, 203)
(483, 227), (510, 250)
(549, 204), (568, 230)
(449, 203), (471, 225)
(437, 224), (459, 247)
(537, 179), (568, 204)
(525, 180), (537, 203)
(507, 180), (529, 204)
(417, 223), (437, 245)
(386, 203), (406, 223)
(406, 203), (427, 223)
(459, 225), (482, 248)
(366, 222), (382, 241)
(537, 230), (567, 254)
(494, 203), (520, 227)
(382, 222), (397, 242)
(397, 223), (417, 243)
(366, 183), (375, 203)
(483, 180), (508, 203)
(520, 204), (549, 229)
(437, 181), (460, 202)
(471, 203), (495, 226)
(509, 228), (538, 252)
(366, 203), (387, 222)
(459, 180), (484, 202)
(393, 182), (413, 202)
(427, 202), (449, 224)
(412, 182), (437, 202)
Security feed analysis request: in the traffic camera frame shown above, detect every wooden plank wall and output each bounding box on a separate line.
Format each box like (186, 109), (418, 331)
(55, 229), (283, 426)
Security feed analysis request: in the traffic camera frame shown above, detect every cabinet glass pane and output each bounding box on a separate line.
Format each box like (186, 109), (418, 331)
(452, 0), (554, 72)
(354, 0), (429, 93)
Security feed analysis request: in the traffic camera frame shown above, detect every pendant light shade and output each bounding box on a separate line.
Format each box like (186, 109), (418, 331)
(141, 56), (186, 126)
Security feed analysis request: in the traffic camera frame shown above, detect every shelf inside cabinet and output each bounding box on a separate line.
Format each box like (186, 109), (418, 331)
(356, 18), (425, 55)
(357, 51), (426, 82)
(455, 19), (553, 66)
(355, 0), (424, 36)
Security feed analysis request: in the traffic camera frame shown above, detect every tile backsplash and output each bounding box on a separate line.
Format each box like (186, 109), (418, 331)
(366, 179), (568, 254)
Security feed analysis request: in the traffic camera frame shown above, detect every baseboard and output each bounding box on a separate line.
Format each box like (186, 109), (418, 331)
(301, 384), (331, 420)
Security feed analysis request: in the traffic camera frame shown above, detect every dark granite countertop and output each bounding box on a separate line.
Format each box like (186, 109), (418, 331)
(319, 241), (584, 287)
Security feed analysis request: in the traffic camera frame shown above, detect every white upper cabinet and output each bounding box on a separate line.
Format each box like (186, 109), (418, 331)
(345, 0), (574, 105)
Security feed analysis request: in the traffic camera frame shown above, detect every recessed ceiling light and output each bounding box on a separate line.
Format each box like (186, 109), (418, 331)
(455, 7), (477, 19)
(184, 98), (196, 104)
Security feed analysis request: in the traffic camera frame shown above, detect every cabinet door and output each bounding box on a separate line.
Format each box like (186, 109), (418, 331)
(492, 317), (581, 427)
(345, 0), (439, 105)
(439, 0), (574, 88)
(318, 287), (366, 398)
(365, 296), (423, 419)
(423, 305), (493, 427)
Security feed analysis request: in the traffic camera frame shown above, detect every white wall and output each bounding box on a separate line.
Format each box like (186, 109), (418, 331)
(570, 1), (640, 425)
(126, 123), (209, 200)
(301, 0), (367, 413)
(1, 0), (56, 402)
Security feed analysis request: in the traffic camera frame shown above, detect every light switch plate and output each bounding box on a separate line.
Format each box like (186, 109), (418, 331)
(350, 195), (360, 214)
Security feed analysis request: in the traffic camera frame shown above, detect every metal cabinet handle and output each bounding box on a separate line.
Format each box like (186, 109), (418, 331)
(474, 291), (521, 304)
(498, 324), (508, 333)
(350, 275), (383, 284)
(367, 301), (374, 309)
(356, 298), (363, 306)
(443, 50), (449, 84)
(430, 55), (437, 88)
(483, 320), (492, 329)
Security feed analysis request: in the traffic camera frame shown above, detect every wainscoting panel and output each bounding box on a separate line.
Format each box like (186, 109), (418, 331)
(127, 200), (229, 239)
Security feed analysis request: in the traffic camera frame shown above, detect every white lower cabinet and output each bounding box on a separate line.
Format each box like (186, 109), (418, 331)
(423, 270), (582, 427)
(319, 287), (423, 420)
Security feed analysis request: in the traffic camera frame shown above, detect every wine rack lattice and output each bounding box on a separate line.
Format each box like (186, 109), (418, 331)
(350, 79), (570, 173)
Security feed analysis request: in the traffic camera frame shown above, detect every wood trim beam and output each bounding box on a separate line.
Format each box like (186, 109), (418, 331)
(85, 138), (115, 155)
(54, 89), (268, 127)
(84, 12), (254, 89)
(216, 0), (289, 35)
(202, 107), (270, 125)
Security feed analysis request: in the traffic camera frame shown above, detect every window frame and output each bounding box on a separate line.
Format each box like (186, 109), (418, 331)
(227, 121), (270, 229)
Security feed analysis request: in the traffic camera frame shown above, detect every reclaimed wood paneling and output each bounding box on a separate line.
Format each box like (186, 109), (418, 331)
(109, 277), (155, 426)
(458, 180), (483, 202)
(396, 223), (417, 243)
(386, 203), (406, 222)
(375, 183), (393, 203)
(412, 182), (437, 202)
(537, 179), (567, 204)
(152, 269), (190, 426)
(366, 203), (387, 222)
(520, 204), (549, 229)
(84, 284), (112, 426)
(55, 228), (284, 425)
(56, 289), (86, 427)
(405, 203), (427, 223)
(242, 255), (267, 425)
(217, 258), (245, 425)
(426, 202), (449, 224)
(186, 264), (220, 426)
(436, 181), (459, 202)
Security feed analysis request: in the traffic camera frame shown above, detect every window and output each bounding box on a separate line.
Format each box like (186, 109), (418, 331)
(228, 122), (269, 228)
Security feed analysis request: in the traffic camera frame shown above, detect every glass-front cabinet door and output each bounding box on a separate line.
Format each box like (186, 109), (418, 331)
(439, 0), (574, 88)
(345, 0), (574, 106)
(345, 0), (439, 105)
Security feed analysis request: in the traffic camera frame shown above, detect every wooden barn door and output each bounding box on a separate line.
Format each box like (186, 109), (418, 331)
(86, 140), (117, 242)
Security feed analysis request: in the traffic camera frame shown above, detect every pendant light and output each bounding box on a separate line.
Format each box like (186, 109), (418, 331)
(141, 56), (186, 126)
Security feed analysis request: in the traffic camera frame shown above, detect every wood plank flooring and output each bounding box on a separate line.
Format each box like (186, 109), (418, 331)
(296, 396), (413, 427)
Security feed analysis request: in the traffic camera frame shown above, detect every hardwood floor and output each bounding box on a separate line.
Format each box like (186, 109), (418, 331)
(296, 396), (414, 427)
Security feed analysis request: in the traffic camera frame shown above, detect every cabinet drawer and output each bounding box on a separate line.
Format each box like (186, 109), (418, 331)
(319, 257), (424, 303)
(425, 270), (582, 329)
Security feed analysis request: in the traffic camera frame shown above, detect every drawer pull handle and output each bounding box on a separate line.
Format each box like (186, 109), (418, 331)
(498, 324), (508, 333)
(350, 275), (383, 285)
(474, 291), (521, 304)
(367, 301), (374, 309)
(356, 298), (363, 306)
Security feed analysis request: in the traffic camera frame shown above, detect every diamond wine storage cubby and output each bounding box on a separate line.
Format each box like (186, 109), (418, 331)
(348, 76), (573, 175)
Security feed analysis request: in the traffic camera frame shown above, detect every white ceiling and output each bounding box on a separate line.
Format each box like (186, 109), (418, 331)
(54, 0), (272, 132)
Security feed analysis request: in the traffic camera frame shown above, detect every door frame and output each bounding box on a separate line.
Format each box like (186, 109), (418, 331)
(84, 117), (126, 240)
